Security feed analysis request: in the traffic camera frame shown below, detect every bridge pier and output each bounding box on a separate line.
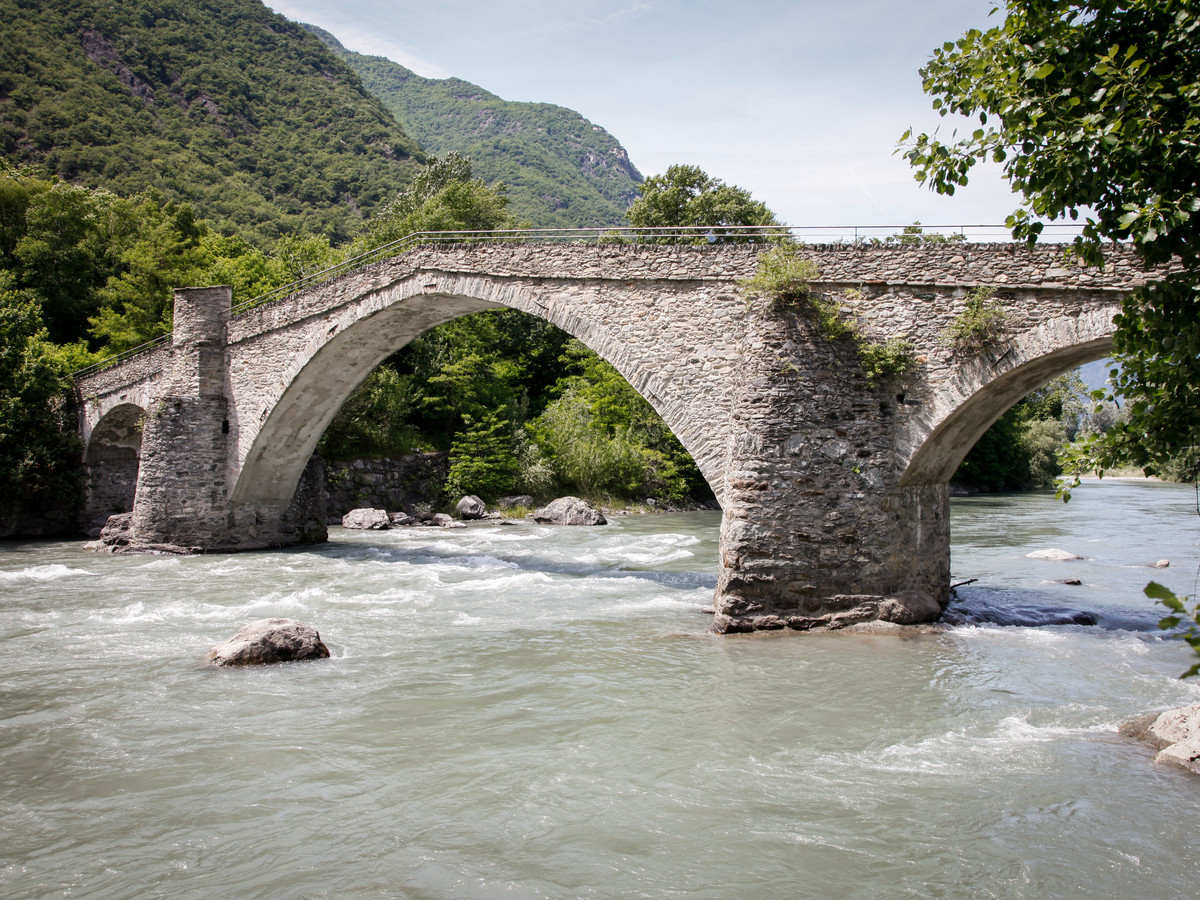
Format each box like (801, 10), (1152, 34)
(709, 307), (950, 633)
(129, 287), (326, 551)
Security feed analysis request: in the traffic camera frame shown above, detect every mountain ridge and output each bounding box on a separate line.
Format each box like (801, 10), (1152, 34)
(303, 24), (643, 228)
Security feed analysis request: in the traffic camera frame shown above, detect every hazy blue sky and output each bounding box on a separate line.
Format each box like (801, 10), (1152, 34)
(266, 1), (1017, 228)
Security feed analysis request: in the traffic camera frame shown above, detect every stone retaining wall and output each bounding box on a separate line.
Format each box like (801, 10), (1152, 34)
(323, 453), (448, 522)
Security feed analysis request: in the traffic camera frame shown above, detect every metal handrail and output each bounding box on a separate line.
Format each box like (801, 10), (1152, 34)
(72, 222), (1095, 379)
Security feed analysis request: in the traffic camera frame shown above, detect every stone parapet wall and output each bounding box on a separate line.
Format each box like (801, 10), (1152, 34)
(805, 241), (1151, 290)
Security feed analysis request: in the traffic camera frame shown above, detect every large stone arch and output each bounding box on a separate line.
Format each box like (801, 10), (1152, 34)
(900, 306), (1119, 486)
(227, 272), (733, 511)
(83, 402), (146, 530)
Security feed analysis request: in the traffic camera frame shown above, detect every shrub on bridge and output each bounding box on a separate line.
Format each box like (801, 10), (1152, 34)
(942, 286), (1010, 354)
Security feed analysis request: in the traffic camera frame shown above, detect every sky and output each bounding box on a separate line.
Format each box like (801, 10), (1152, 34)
(265, 0), (1019, 230)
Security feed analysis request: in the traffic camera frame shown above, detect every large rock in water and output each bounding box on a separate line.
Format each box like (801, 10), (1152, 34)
(341, 508), (391, 529)
(455, 495), (486, 519)
(533, 496), (607, 526)
(208, 618), (331, 667)
(1119, 703), (1200, 774)
(1026, 548), (1084, 561)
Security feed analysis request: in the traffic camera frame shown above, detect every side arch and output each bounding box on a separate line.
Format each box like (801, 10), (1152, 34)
(900, 306), (1118, 486)
(83, 402), (146, 528)
(227, 273), (732, 510)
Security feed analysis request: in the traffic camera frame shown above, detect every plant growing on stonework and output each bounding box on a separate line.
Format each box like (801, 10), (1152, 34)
(942, 286), (1009, 354)
(858, 337), (919, 387)
(739, 243), (819, 312)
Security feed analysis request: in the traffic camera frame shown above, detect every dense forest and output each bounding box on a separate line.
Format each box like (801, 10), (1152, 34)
(304, 25), (643, 229)
(0, 0), (1131, 538)
(0, 0), (423, 245)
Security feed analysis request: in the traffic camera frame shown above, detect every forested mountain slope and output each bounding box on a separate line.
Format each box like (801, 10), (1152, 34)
(305, 25), (642, 228)
(0, 0), (423, 244)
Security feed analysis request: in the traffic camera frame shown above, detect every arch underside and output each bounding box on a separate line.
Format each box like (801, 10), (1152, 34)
(902, 332), (1114, 487)
(84, 402), (146, 524)
(230, 284), (725, 510)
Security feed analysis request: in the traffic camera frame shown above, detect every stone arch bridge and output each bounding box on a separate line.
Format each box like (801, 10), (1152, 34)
(75, 241), (1151, 633)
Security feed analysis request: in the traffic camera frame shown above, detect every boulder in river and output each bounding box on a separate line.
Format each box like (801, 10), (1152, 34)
(1150, 559), (1171, 568)
(1120, 703), (1200, 775)
(533, 496), (607, 526)
(878, 591), (943, 625)
(208, 618), (331, 667)
(455, 495), (486, 520)
(1025, 548), (1084, 561)
(341, 508), (391, 529)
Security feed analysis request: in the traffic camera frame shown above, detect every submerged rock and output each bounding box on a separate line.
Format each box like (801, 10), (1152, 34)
(1120, 704), (1200, 775)
(341, 508), (391, 530)
(533, 496), (607, 526)
(940, 602), (1097, 627)
(455, 495), (486, 520)
(208, 618), (330, 667)
(1026, 548), (1084, 561)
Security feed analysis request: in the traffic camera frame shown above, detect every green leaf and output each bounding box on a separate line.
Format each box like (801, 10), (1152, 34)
(1144, 581), (1178, 602)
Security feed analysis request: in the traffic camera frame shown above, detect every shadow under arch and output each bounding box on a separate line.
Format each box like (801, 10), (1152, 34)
(901, 308), (1117, 486)
(229, 284), (723, 512)
(83, 402), (146, 528)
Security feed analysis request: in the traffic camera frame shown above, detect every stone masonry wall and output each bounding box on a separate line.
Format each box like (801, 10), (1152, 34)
(324, 453), (449, 522)
(79, 242), (1150, 631)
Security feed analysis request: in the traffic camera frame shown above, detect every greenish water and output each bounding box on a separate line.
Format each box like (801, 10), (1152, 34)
(1, 480), (1198, 899)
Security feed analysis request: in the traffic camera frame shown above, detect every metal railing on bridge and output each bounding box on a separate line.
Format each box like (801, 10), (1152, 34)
(72, 222), (1091, 380)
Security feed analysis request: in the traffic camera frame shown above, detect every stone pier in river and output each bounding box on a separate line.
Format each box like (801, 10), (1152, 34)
(75, 242), (1152, 632)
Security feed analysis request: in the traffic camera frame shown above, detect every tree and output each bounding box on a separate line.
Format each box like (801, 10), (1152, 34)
(904, 0), (1200, 672)
(0, 285), (81, 527)
(903, 1), (1200, 480)
(625, 164), (783, 242)
(353, 153), (521, 252)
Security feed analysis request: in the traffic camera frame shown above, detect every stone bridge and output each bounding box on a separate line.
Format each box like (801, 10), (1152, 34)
(75, 241), (1152, 633)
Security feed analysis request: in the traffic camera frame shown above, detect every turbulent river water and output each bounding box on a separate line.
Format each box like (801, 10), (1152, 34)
(2, 479), (1199, 899)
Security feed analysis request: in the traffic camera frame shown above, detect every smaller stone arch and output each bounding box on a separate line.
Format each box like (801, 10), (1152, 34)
(900, 307), (1118, 486)
(83, 402), (146, 532)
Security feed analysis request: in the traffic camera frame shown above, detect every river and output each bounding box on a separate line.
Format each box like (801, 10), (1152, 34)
(2, 480), (1198, 899)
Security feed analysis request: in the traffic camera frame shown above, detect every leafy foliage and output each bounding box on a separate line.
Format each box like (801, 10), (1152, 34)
(742, 247), (918, 387)
(307, 25), (642, 229)
(739, 242), (819, 310)
(903, 0), (1200, 482)
(446, 412), (520, 501)
(954, 373), (1090, 490)
(0, 0), (422, 246)
(857, 338), (919, 387)
(942, 286), (1010, 354)
(626, 164), (783, 242)
(350, 153), (522, 254)
(1147, 581), (1200, 679)
(0, 286), (82, 522)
